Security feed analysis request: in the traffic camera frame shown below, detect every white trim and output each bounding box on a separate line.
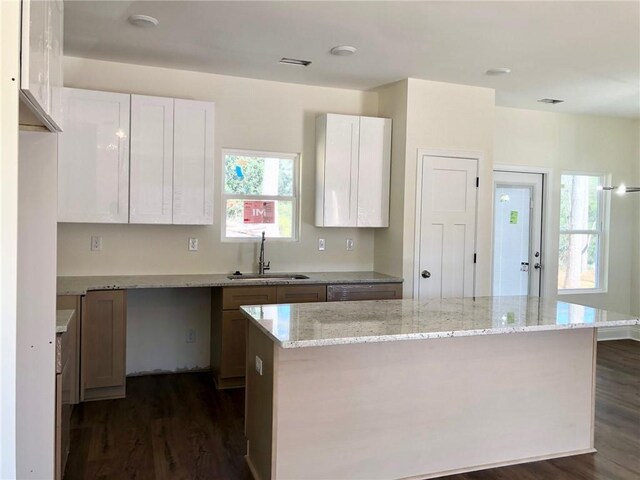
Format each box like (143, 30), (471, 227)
(220, 148), (300, 242)
(558, 171), (610, 293)
(413, 149), (483, 300)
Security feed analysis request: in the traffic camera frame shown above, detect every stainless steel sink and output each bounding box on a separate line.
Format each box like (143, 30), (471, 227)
(226, 273), (310, 281)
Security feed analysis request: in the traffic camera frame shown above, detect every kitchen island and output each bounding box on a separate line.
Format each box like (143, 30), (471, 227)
(241, 296), (639, 480)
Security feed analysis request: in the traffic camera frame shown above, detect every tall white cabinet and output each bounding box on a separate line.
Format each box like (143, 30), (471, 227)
(129, 95), (174, 224)
(58, 88), (130, 223)
(315, 114), (392, 227)
(58, 88), (215, 225)
(20, 0), (64, 131)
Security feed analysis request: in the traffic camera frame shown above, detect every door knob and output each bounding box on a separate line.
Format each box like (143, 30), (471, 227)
(421, 270), (431, 279)
(534, 263), (542, 270)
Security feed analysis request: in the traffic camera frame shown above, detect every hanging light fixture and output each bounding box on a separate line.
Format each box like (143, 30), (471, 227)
(597, 184), (640, 194)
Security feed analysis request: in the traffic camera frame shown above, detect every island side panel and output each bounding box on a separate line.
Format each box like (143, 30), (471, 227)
(245, 321), (277, 480)
(273, 328), (596, 480)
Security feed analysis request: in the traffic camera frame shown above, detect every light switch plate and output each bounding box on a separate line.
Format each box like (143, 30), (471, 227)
(255, 355), (263, 375)
(346, 238), (354, 251)
(318, 238), (326, 251)
(188, 237), (199, 251)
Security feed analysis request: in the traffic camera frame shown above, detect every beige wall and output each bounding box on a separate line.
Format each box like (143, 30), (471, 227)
(494, 107), (640, 314)
(374, 78), (496, 297)
(374, 80), (408, 277)
(58, 57), (379, 276)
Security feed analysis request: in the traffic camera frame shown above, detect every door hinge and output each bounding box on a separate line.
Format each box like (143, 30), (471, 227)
(473, 253), (477, 264)
(476, 177), (479, 188)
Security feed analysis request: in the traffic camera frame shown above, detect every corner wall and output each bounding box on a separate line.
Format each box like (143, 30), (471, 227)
(494, 107), (639, 315)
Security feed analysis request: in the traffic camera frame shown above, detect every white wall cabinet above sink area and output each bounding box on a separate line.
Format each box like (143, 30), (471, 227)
(58, 88), (215, 225)
(20, 0), (64, 131)
(315, 113), (392, 228)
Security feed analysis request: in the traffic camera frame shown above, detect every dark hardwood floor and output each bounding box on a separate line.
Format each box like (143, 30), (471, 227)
(65, 340), (639, 480)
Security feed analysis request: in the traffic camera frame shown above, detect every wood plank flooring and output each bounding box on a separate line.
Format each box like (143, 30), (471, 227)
(65, 340), (639, 480)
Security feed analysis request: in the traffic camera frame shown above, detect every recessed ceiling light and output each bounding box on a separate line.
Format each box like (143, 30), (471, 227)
(279, 57), (312, 66)
(330, 45), (357, 56)
(538, 98), (564, 104)
(485, 68), (511, 76)
(128, 14), (159, 28)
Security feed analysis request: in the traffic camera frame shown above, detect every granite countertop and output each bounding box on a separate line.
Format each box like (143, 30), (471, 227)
(56, 309), (75, 334)
(240, 296), (640, 348)
(56, 271), (403, 295)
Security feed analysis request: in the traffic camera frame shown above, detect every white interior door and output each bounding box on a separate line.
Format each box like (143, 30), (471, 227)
(417, 155), (478, 300)
(492, 171), (544, 296)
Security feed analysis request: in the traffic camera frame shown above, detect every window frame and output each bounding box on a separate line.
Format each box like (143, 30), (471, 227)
(557, 171), (610, 295)
(221, 148), (300, 243)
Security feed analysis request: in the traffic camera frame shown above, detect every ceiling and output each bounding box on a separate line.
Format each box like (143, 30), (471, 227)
(64, 1), (640, 119)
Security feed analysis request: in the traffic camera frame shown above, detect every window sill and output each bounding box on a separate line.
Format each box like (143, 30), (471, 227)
(557, 288), (608, 295)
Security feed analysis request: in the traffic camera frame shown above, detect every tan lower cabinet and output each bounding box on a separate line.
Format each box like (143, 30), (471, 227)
(56, 295), (81, 404)
(221, 310), (249, 379)
(81, 290), (127, 401)
(277, 284), (327, 303)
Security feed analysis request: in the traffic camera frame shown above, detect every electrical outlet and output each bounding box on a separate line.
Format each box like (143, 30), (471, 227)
(186, 328), (196, 343)
(318, 238), (326, 251)
(255, 355), (263, 375)
(346, 238), (354, 251)
(91, 236), (102, 251)
(188, 237), (199, 251)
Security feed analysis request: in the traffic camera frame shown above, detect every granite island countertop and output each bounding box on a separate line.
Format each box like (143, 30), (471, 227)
(240, 296), (640, 348)
(57, 271), (403, 296)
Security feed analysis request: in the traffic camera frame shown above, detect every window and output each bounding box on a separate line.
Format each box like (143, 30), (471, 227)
(558, 173), (607, 292)
(222, 149), (299, 241)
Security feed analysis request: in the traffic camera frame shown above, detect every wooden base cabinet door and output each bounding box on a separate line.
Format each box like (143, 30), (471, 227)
(81, 290), (127, 401)
(221, 310), (247, 379)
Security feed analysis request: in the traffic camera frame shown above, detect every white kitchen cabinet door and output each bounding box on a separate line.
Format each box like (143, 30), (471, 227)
(315, 114), (360, 227)
(45, 0), (64, 130)
(20, 0), (63, 132)
(58, 88), (130, 223)
(357, 116), (392, 227)
(130, 95), (174, 224)
(172, 99), (215, 225)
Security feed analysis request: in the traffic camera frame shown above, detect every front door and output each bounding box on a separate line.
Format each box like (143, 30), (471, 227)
(492, 171), (544, 296)
(417, 155), (478, 300)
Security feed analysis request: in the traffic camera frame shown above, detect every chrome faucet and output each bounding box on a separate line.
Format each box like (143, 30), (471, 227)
(258, 231), (270, 275)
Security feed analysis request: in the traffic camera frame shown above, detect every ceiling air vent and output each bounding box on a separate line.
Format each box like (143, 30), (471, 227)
(279, 57), (312, 66)
(538, 98), (564, 104)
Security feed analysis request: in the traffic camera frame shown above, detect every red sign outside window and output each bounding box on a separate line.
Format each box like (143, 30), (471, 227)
(243, 200), (275, 224)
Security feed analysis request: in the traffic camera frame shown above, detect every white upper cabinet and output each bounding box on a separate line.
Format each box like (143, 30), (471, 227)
(315, 114), (391, 227)
(20, 0), (64, 131)
(58, 88), (130, 223)
(357, 116), (392, 227)
(129, 95), (174, 224)
(172, 99), (215, 225)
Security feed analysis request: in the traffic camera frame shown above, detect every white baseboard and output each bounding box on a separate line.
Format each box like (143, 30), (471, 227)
(597, 326), (640, 342)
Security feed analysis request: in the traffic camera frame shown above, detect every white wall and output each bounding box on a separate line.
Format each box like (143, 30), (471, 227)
(58, 57), (379, 276)
(17, 132), (57, 479)
(494, 107), (640, 315)
(0, 1), (20, 477)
